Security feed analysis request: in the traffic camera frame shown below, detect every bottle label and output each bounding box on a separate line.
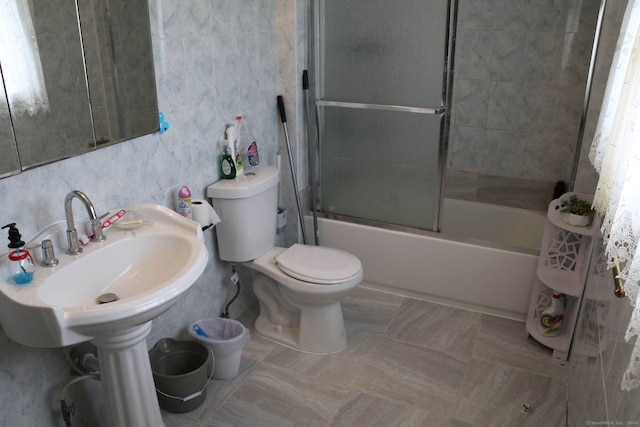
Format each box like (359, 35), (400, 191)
(539, 313), (564, 335)
(234, 141), (243, 172)
(222, 158), (232, 175)
(178, 198), (192, 218)
(247, 141), (259, 166)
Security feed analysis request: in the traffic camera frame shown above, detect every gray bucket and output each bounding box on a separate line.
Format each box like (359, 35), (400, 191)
(148, 338), (213, 413)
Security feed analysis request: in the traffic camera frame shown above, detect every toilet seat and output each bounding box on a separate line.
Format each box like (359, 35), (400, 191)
(275, 244), (362, 285)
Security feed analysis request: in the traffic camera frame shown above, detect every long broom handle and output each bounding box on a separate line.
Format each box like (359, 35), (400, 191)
(303, 70), (320, 245)
(277, 95), (308, 244)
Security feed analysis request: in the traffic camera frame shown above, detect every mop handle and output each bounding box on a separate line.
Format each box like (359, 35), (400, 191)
(302, 70), (320, 246)
(277, 95), (308, 244)
(277, 95), (287, 123)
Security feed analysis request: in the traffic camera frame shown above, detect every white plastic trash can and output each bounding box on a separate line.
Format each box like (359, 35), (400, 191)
(189, 318), (250, 380)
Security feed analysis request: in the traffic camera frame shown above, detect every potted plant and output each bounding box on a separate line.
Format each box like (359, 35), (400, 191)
(559, 195), (594, 227)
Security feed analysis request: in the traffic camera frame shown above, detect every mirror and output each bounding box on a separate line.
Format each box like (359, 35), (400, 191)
(0, 0), (159, 176)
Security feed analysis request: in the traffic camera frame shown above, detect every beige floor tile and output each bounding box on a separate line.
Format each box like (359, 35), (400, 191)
(162, 411), (207, 427)
(209, 363), (355, 427)
(385, 299), (481, 361)
(449, 418), (484, 427)
(328, 393), (449, 427)
(474, 315), (567, 379)
(352, 335), (468, 415)
(342, 284), (406, 334)
(263, 328), (378, 388)
(455, 358), (566, 427)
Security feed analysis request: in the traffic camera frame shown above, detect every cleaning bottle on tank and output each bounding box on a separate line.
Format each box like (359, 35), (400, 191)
(538, 293), (565, 337)
(225, 124), (243, 176)
(236, 115), (260, 167)
(220, 144), (236, 179)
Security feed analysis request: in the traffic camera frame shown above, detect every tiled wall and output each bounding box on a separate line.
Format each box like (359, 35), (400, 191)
(0, 1), (302, 425)
(450, 0), (600, 184)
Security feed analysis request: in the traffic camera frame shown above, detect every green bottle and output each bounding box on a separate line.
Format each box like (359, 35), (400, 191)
(221, 144), (236, 179)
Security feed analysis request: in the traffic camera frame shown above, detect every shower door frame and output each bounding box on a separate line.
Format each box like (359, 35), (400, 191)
(310, 0), (458, 233)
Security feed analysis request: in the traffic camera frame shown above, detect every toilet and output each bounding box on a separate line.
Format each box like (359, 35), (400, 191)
(207, 166), (363, 353)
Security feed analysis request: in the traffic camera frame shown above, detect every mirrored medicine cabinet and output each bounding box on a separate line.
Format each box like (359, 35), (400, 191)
(0, 0), (159, 179)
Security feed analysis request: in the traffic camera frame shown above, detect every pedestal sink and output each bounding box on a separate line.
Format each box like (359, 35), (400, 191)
(0, 204), (209, 427)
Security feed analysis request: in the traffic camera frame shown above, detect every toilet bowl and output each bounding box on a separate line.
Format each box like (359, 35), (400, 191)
(207, 166), (363, 353)
(248, 245), (362, 353)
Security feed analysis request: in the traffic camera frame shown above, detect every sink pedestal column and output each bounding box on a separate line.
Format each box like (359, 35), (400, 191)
(91, 322), (165, 427)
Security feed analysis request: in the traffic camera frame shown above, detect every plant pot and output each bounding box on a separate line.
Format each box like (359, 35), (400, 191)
(564, 212), (591, 227)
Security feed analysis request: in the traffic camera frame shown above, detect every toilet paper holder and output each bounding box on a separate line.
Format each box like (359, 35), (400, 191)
(192, 200), (221, 231)
(277, 207), (287, 230)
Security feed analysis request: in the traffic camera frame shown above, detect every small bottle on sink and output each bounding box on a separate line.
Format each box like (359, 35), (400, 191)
(2, 223), (35, 285)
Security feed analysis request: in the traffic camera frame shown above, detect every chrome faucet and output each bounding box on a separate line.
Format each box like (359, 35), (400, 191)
(65, 191), (106, 255)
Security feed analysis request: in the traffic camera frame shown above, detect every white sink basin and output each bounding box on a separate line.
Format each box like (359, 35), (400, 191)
(0, 204), (209, 347)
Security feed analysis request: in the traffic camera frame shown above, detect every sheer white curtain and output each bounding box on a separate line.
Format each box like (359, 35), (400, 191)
(0, 0), (49, 117)
(588, 0), (640, 390)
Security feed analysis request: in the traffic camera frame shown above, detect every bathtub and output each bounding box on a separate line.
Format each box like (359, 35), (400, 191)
(311, 198), (547, 321)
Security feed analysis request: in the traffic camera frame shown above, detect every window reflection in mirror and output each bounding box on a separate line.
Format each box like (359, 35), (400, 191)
(0, 0), (49, 116)
(0, 68), (20, 178)
(6, 0), (95, 169)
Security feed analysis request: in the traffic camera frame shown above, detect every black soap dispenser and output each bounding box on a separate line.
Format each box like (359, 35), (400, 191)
(2, 223), (35, 285)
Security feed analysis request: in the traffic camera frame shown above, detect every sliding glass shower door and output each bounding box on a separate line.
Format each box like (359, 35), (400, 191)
(315, 0), (453, 231)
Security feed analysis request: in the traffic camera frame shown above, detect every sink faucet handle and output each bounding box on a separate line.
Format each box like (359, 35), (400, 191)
(41, 239), (59, 267)
(91, 218), (106, 242)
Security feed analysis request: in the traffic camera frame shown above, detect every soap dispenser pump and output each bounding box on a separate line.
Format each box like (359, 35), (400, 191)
(2, 223), (35, 285)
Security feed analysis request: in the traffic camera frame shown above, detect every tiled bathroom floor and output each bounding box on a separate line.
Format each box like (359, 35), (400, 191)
(161, 285), (567, 427)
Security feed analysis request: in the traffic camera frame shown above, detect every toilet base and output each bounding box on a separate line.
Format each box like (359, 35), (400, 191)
(245, 247), (361, 354)
(254, 301), (347, 354)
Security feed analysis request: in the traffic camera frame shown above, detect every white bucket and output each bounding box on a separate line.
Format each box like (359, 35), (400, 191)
(189, 318), (250, 380)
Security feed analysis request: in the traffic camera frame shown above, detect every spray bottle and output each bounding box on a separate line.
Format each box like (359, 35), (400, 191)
(177, 186), (192, 218)
(236, 115), (260, 167)
(538, 293), (565, 336)
(225, 124), (243, 176)
(2, 223), (35, 285)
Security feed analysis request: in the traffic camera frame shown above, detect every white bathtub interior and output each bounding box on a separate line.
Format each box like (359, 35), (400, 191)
(310, 198), (546, 321)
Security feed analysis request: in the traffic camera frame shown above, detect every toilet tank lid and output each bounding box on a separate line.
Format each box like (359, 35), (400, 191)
(207, 166), (280, 199)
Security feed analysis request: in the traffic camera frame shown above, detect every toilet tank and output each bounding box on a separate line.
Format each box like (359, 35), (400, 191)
(206, 166), (280, 262)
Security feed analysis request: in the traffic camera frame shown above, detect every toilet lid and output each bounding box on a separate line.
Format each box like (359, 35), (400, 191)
(275, 244), (362, 284)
